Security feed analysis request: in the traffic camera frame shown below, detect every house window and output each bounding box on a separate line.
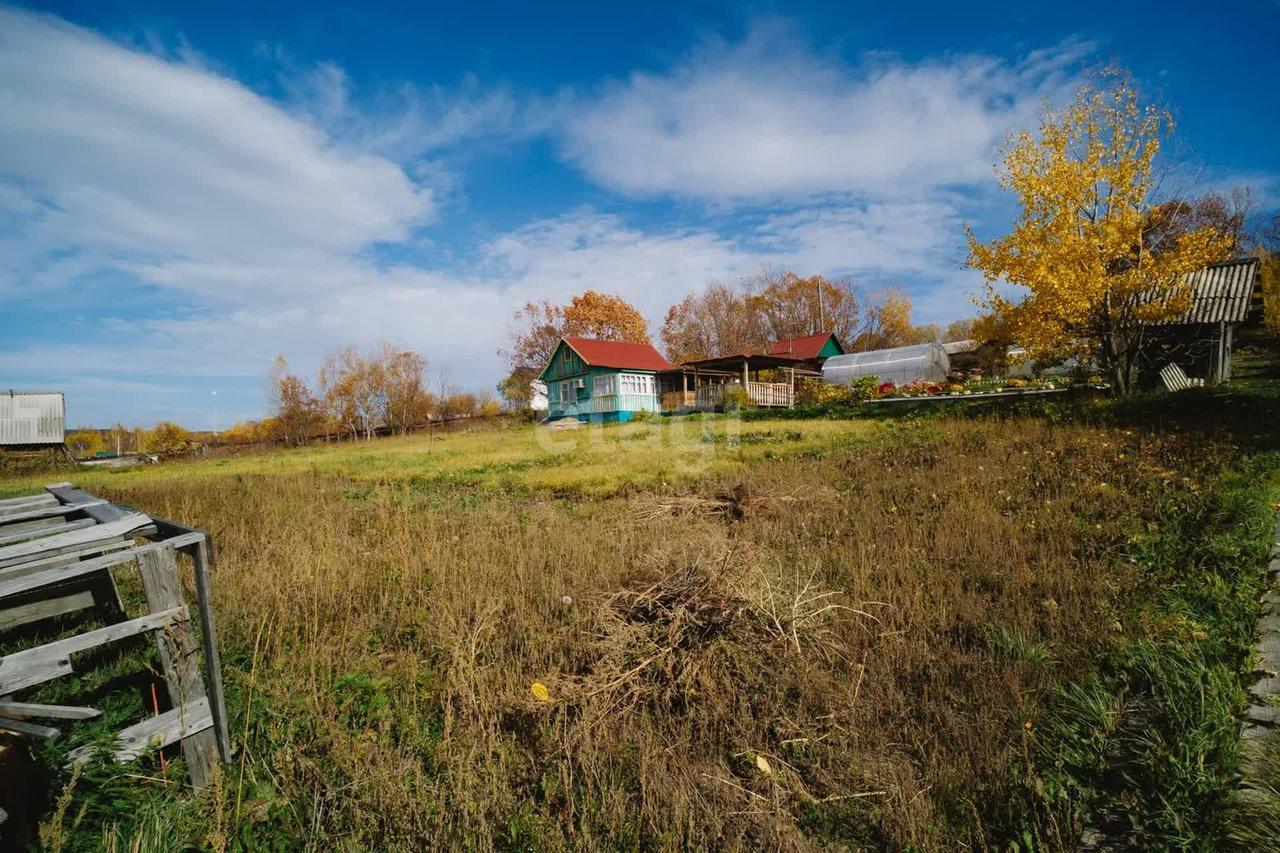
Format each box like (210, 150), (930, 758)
(559, 381), (577, 404)
(592, 375), (617, 396)
(618, 373), (655, 396)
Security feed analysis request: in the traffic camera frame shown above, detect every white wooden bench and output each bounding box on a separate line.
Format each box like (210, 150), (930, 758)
(1159, 363), (1205, 392)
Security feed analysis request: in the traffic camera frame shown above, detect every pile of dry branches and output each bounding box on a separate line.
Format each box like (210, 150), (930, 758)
(632, 484), (799, 522)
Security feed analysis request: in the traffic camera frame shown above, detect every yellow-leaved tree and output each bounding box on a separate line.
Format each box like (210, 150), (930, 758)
(966, 74), (1232, 394)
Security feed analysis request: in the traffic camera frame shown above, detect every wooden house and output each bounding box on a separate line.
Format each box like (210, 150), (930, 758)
(540, 336), (673, 423)
(766, 332), (845, 370)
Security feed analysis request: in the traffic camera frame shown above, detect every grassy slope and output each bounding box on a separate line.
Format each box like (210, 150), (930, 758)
(1, 415), (885, 500)
(6, 369), (1280, 851)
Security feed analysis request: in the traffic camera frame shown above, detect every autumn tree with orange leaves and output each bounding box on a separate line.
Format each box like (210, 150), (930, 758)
(966, 74), (1232, 394)
(269, 355), (324, 446)
(499, 290), (650, 406)
(660, 283), (766, 364)
(661, 275), (938, 362)
(850, 289), (939, 351)
(748, 272), (861, 346)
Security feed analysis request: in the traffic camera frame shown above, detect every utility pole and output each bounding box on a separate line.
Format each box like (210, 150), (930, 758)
(816, 277), (826, 333)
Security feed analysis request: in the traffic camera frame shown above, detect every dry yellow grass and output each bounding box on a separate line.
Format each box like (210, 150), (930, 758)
(12, 411), (1234, 850)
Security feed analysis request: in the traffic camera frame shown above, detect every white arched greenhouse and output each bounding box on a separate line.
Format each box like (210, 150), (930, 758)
(822, 342), (950, 386)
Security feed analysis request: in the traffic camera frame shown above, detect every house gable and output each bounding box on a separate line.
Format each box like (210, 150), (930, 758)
(766, 332), (845, 361)
(540, 339), (589, 382)
(818, 334), (845, 358)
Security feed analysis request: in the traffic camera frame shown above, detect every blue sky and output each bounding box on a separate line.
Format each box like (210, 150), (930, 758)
(2, 1), (1277, 428)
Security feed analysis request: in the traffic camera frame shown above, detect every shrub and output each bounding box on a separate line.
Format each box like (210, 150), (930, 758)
(721, 385), (755, 411)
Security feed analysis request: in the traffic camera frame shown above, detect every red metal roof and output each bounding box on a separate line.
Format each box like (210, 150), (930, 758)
(561, 336), (674, 371)
(766, 332), (838, 360)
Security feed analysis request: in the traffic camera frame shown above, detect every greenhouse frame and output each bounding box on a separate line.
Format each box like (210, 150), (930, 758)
(821, 342), (950, 386)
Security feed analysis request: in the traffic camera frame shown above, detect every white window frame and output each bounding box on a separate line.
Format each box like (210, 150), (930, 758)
(559, 381), (576, 404)
(617, 373), (655, 396)
(592, 374), (617, 397)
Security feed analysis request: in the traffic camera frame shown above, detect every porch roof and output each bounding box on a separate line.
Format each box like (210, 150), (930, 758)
(676, 352), (808, 372)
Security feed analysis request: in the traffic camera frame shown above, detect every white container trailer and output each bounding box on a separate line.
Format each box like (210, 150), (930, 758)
(822, 342), (950, 386)
(0, 391), (66, 446)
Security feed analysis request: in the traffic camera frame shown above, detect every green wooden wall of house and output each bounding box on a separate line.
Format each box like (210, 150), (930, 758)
(540, 341), (662, 423)
(816, 336), (844, 359)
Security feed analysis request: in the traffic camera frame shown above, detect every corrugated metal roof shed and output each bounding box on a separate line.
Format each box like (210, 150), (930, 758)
(0, 391), (66, 446)
(1150, 257), (1260, 325)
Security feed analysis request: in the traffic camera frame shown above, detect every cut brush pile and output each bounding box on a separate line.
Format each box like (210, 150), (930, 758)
(523, 551), (888, 849)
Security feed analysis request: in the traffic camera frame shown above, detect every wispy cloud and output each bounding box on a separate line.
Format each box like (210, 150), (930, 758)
(561, 22), (1091, 201)
(276, 58), (540, 163)
(0, 5), (434, 298)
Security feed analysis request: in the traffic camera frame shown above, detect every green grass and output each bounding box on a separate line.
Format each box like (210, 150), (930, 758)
(1018, 450), (1280, 848)
(0, 415), (885, 500)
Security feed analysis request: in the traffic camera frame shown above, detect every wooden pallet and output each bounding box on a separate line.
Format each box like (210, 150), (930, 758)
(0, 484), (230, 788)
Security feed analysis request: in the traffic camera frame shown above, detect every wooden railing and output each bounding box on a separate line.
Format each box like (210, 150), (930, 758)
(693, 383), (793, 409)
(748, 381), (793, 408)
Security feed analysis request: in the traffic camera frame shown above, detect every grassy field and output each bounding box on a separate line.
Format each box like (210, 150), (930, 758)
(5, 378), (1280, 851)
(0, 415), (887, 499)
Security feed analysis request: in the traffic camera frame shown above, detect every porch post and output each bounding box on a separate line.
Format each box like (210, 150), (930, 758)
(1218, 318), (1228, 381)
(741, 358), (749, 387)
(1223, 324), (1234, 382)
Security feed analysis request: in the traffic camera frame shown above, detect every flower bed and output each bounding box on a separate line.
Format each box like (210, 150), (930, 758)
(875, 374), (1108, 400)
(798, 374), (1109, 407)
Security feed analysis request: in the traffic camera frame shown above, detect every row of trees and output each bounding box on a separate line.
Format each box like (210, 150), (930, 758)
(660, 274), (957, 364)
(498, 279), (953, 406)
(66, 421), (197, 458)
(268, 343), (501, 447)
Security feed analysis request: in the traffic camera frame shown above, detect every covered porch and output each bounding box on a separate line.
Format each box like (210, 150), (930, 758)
(659, 353), (812, 412)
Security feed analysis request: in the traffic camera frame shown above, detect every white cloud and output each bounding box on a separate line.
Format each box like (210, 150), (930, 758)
(278, 60), (538, 163)
(3, 204), (980, 397)
(562, 24), (1090, 200)
(0, 5), (433, 291)
(0, 8), (1000, 425)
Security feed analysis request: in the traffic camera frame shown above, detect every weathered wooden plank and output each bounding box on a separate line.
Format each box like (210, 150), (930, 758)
(0, 606), (187, 694)
(0, 589), (96, 631)
(0, 517), (65, 538)
(44, 484), (132, 524)
(4, 527), (159, 571)
(66, 697), (211, 765)
(0, 500), (107, 527)
(0, 718), (60, 739)
(0, 493), (51, 506)
(0, 494), (58, 516)
(0, 518), (95, 547)
(0, 701), (101, 720)
(0, 513), (151, 568)
(0, 533), (203, 600)
(191, 537), (232, 762)
(0, 658), (73, 696)
(0, 539), (131, 581)
(138, 546), (216, 787)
